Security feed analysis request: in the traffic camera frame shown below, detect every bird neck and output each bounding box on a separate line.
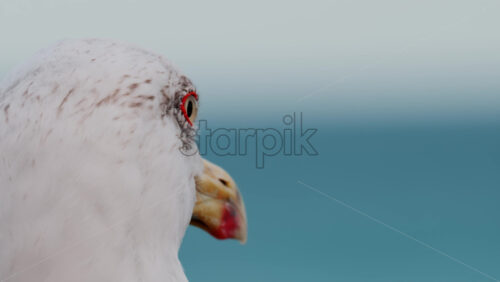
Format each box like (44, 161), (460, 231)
(1, 142), (193, 282)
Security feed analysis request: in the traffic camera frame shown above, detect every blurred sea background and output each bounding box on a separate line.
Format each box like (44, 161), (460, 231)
(1, 0), (499, 281)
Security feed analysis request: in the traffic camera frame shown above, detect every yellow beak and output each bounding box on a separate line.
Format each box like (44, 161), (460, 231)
(191, 159), (247, 243)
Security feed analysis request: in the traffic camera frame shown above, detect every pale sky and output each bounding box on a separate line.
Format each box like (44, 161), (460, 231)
(1, 0), (499, 121)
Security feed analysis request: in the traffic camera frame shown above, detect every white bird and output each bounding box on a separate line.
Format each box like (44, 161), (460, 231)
(0, 39), (247, 282)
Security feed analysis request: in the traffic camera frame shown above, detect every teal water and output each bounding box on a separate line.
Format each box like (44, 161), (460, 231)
(180, 119), (500, 282)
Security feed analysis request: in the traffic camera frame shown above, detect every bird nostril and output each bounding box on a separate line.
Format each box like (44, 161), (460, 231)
(219, 178), (229, 186)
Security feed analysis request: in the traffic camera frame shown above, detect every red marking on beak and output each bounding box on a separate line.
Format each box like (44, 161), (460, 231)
(211, 203), (239, 240)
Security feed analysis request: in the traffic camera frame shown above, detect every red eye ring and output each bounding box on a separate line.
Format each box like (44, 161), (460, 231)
(180, 91), (199, 126)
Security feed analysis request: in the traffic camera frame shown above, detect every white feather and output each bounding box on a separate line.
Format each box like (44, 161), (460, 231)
(0, 39), (203, 282)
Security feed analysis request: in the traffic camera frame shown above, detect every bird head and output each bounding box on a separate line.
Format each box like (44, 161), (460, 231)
(0, 38), (247, 281)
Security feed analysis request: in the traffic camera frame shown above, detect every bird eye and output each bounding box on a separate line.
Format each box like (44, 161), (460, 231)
(180, 91), (199, 126)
